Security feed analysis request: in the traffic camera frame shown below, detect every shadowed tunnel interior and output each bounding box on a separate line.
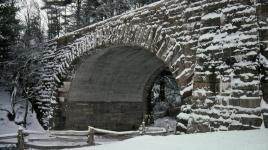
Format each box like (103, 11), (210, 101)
(62, 46), (172, 131)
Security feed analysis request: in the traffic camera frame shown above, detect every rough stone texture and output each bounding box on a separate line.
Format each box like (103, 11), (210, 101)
(56, 101), (145, 131)
(257, 1), (268, 106)
(177, 105), (262, 133)
(34, 0), (267, 131)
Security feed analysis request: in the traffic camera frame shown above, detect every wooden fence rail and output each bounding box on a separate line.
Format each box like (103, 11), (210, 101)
(0, 124), (169, 149)
(0, 133), (18, 140)
(24, 143), (87, 149)
(88, 126), (140, 136)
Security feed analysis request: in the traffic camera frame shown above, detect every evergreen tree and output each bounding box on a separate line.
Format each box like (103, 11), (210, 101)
(43, 0), (160, 39)
(81, 0), (100, 25)
(22, 0), (44, 48)
(43, 0), (66, 39)
(47, 5), (62, 39)
(0, 0), (21, 61)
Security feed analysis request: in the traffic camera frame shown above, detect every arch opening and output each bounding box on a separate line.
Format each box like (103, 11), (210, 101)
(144, 70), (180, 127)
(53, 46), (180, 131)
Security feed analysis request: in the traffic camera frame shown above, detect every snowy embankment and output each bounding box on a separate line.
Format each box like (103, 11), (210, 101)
(72, 129), (268, 150)
(0, 88), (43, 135)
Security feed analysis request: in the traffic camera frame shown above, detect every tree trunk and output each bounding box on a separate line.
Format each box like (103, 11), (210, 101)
(76, 0), (81, 28)
(23, 96), (29, 127)
(10, 73), (19, 119)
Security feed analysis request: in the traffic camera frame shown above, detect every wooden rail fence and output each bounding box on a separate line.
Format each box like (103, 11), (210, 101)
(0, 123), (171, 149)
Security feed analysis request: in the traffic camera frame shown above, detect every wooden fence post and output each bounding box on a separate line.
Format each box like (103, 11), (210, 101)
(142, 121), (146, 135)
(87, 126), (95, 146)
(17, 127), (24, 150)
(165, 120), (170, 135)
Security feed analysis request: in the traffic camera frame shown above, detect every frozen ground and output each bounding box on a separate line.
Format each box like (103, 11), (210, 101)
(72, 129), (268, 150)
(0, 88), (43, 135)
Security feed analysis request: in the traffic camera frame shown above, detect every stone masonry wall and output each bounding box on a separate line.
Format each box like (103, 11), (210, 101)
(53, 101), (145, 131)
(35, 0), (268, 131)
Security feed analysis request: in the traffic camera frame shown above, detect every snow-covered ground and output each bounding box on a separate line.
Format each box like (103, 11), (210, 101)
(1, 86), (268, 150)
(0, 88), (43, 135)
(150, 116), (177, 131)
(72, 129), (268, 150)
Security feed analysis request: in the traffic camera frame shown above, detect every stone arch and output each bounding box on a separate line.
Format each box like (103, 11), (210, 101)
(39, 17), (189, 129)
(53, 45), (179, 130)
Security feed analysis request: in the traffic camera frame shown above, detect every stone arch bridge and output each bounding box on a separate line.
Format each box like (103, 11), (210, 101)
(35, 0), (268, 131)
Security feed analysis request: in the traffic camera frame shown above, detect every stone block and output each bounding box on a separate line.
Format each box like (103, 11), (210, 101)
(261, 80), (268, 104)
(210, 121), (221, 128)
(240, 116), (262, 127)
(228, 124), (255, 130)
(263, 114), (268, 128)
(257, 4), (268, 17)
(63, 81), (71, 91)
(202, 17), (221, 27)
(240, 97), (261, 108)
(187, 122), (210, 133)
(176, 122), (187, 133)
(259, 29), (268, 41)
(256, 0), (268, 4)
(193, 74), (207, 83)
(229, 0), (253, 5)
(229, 98), (240, 107)
(193, 82), (210, 89)
(203, 1), (228, 13)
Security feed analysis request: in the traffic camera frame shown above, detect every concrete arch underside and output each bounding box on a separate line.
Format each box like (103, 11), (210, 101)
(62, 46), (168, 130)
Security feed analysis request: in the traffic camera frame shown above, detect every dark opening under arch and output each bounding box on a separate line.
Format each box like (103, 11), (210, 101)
(55, 46), (179, 131)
